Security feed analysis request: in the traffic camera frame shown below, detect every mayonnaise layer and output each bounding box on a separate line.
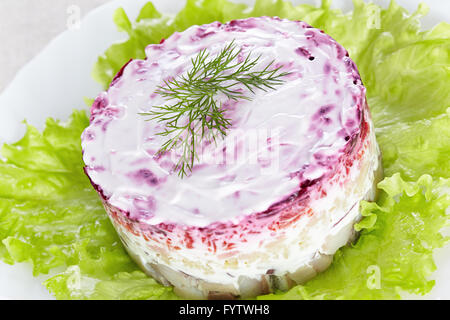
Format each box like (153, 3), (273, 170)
(81, 17), (366, 227)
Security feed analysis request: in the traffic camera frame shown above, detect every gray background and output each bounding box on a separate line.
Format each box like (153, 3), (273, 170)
(0, 0), (112, 93)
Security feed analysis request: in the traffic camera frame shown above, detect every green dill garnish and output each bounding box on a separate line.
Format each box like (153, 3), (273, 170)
(140, 40), (290, 177)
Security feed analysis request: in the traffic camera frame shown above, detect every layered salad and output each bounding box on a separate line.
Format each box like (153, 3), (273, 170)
(82, 17), (382, 298)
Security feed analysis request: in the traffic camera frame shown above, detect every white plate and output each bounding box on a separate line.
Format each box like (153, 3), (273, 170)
(0, 0), (448, 300)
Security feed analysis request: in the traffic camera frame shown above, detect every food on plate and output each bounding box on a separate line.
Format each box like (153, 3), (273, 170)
(0, 0), (448, 301)
(82, 17), (382, 298)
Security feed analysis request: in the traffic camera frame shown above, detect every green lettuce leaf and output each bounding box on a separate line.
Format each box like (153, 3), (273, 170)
(0, 111), (176, 300)
(1, 0), (449, 300)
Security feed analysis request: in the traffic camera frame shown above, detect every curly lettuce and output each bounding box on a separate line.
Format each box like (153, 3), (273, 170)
(1, 0), (449, 300)
(0, 111), (176, 300)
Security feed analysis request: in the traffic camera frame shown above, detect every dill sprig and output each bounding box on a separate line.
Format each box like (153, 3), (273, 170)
(140, 40), (290, 177)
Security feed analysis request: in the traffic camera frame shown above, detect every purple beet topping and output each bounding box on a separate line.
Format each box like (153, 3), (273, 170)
(311, 105), (335, 126)
(229, 19), (258, 28)
(295, 47), (311, 58)
(130, 169), (159, 186)
(90, 95), (108, 122)
(319, 105), (334, 115)
(111, 59), (133, 87)
(195, 26), (217, 39)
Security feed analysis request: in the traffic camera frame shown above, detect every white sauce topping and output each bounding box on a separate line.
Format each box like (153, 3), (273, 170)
(82, 17), (365, 227)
